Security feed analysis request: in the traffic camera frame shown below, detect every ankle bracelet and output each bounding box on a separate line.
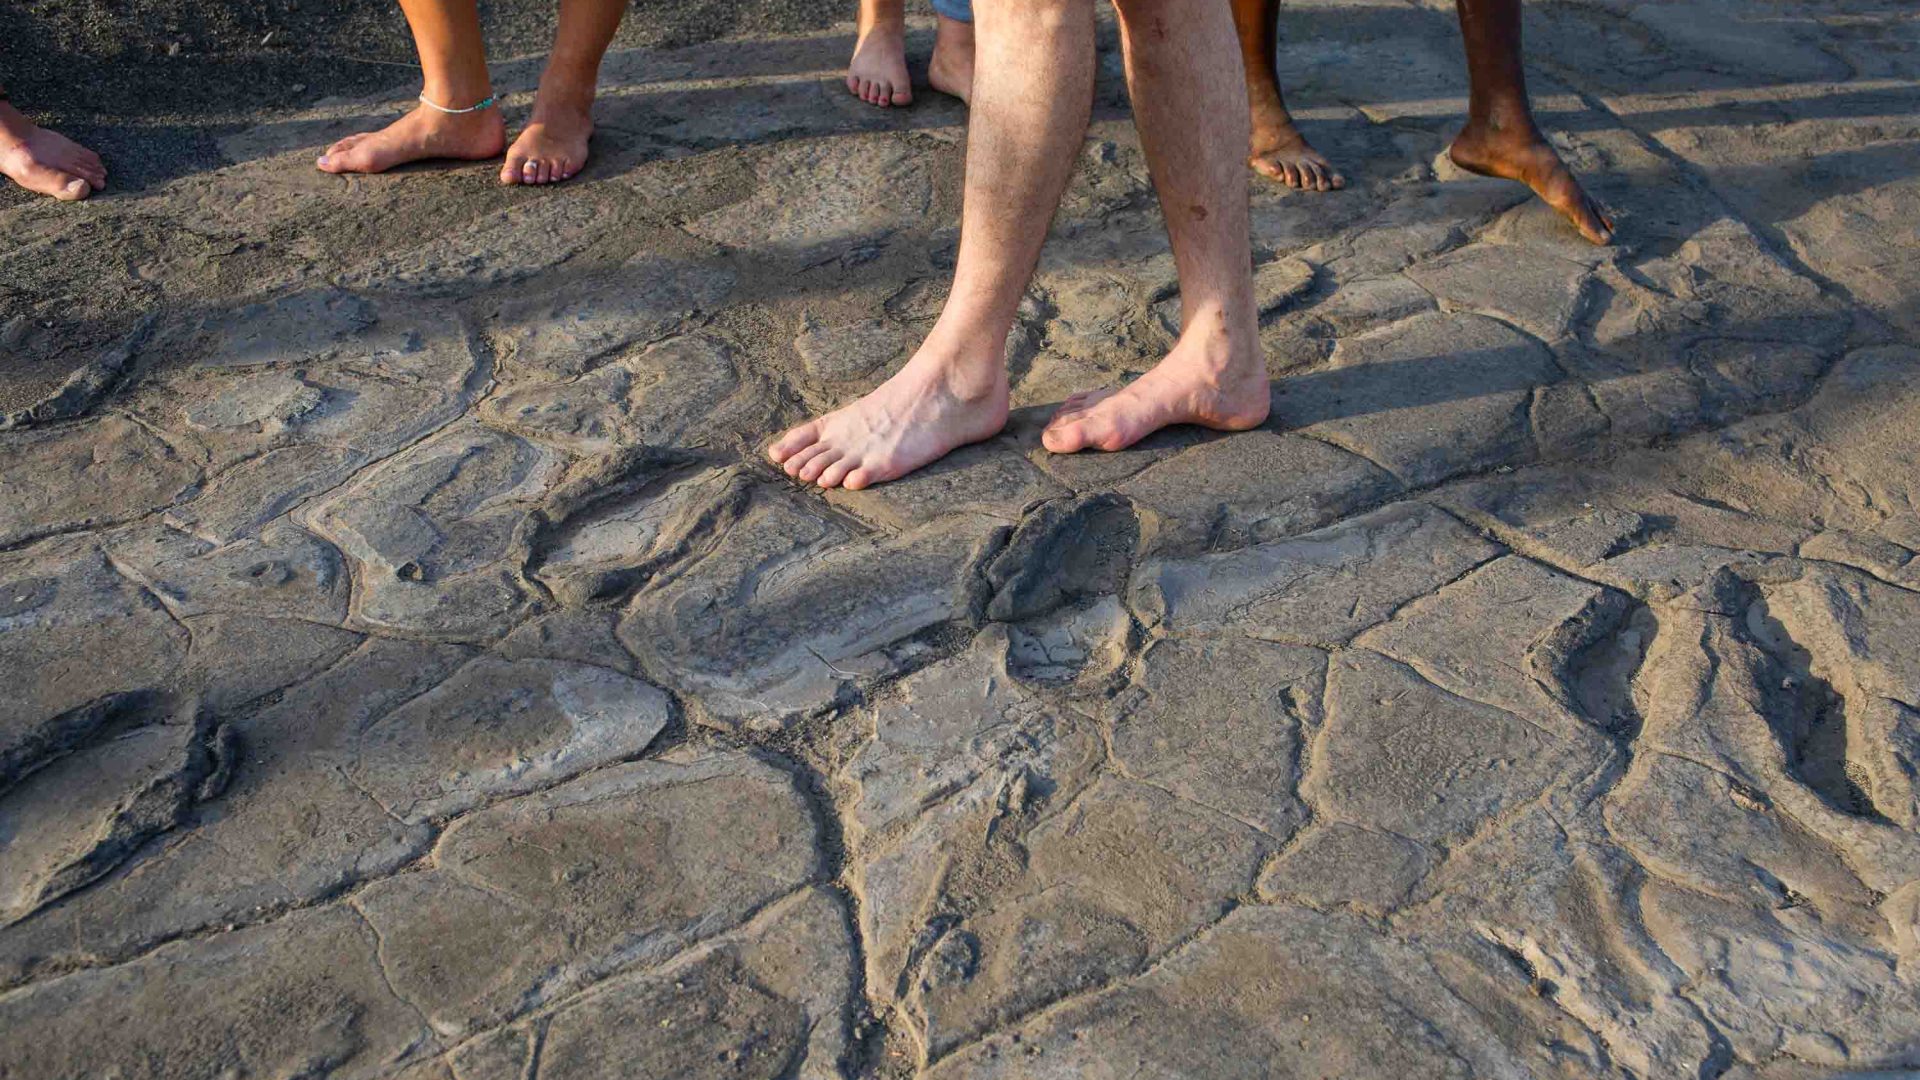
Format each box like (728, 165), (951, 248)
(417, 92), (497, 114)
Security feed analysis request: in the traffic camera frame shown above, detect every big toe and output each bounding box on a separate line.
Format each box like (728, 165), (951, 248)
(1573, 199), (1614, 244)
(322, 137), (393, 174)
(1042, 415), (1104, 454)
(769, 422), (822, 464)
(1553, 183), (1613, 244)
(316, 134), (367, 172)
(11, 158), (90, 200)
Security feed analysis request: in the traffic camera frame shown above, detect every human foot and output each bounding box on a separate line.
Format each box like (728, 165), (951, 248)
(1249, 113), (1343, 192)
(316, 104), (506, 175)
(0, 101), (105, 201)
(502, 101), (593, 185)
(1041, 330), (1269, 454)
(928, 15), (976, 105)
(767, 344), (1010, 490)
(1449, 119), (1613, 244)
(848, 4), (912, 107)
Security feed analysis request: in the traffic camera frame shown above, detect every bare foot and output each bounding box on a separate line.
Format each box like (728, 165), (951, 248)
(0, 101), (105, 201)
(1449, 120), (1613, 244)
(1041, 330), (1269, 454)
(316, 104), (506, 175)
(848, 5), (912, 108)
(1249, 117), (1344, 192)
(767, 342), (1009, 490)
(502, 103), (593, 186)
(928, 15), (976, 105)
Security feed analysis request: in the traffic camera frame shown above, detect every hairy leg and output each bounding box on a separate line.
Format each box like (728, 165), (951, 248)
(503, 0), (626, 184)
(769, 0), (1097, 489)
(316, 0), (505, 174)
(1232, 0), (1342, 191)
(1043, 0), (1269, 454)
(847, 0), (912, 107)
(1446, 0), (1612, 243)
(0, 99), (106, 201)
(927, 13), (977, 105)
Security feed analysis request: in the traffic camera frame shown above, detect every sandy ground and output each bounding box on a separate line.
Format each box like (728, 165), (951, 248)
(4, 1), (1920, 1077)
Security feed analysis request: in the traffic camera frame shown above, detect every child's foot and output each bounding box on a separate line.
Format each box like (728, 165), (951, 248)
(848, 3), (912, 108)
(0, 101), (106, 201)
(1041, 324), (1269, 453)
(502, 102), (593, 185)
(1449, 119), (1613, 244)
(316, 104), (506, 175)
(1249, 115), (1344, 192)
(768, 338), (1010, 490)
(927, 15), (976, 105)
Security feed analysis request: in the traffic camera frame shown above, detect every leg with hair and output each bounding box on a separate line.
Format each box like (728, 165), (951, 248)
(769, 0), (1097, 489)
(1043, 0), (1269, 453)
(317, 0), (505, 175)
(1445, 0), (1612, 243)
(848, 0), (912, 107)
(1233, 0), (1342, 191)
(0, 89), (106, 201)
(503, 0), (627, 183)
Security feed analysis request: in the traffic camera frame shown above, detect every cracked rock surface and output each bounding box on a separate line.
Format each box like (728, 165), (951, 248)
(4, 2), (1920, 1076)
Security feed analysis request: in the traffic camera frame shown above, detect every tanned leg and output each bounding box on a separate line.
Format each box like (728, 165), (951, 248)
(502, 0), (626, 184)
(1042, 0), (1269, 453)
(1232, 0), (1342, 191)
(848, 0), (913, 107)
(316, 0), (505, 174)
(768, 0), (1097, 489)
(1445, 0), (1613, 243)
(0, 98), (106, 200)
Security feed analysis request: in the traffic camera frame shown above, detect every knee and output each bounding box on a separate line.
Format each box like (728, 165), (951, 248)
(976, 0), (1085, 33)
(1108, 0), (1177, 25)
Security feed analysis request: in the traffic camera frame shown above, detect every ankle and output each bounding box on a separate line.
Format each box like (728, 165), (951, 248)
(908, 337), (1007, 402)
(532, 75), (598, 119)
(860, 0), (908, 35)
(1463, 99), (1539, 144)
(1175, 307), (1260, 379)
(0, 101), (37, 145)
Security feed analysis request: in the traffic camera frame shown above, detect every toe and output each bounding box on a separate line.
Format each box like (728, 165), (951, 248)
(1328, 168), (1347, 190)
(316, 134), (364, 172)
(817, 457), (857, 488)
(1249, 155), (1280, 181)
(1568, 196), (1612, 245)
(890, 85), (912, 106)
(769, 423), (821, 464)
(846, 74), (862, 97)
(843, 467), (874, 490)
(1041, 420), (1088, 454)
(783, 441), (833, 479)
(11, 156), (91, 200)
(500, 149), (528, 185)
(797, 448), (841, 484)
